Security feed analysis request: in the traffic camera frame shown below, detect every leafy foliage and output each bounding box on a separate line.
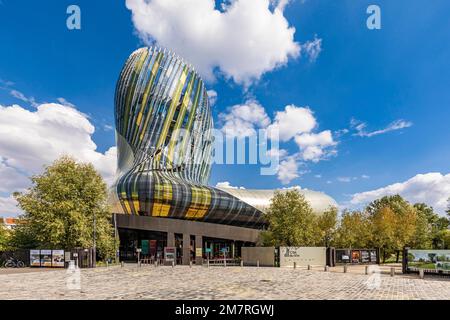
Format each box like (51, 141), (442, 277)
(316, 206), (338, 247)
(334, 210), (371, 248)
(261, 190), (319, 247)
(262, 192), (450, 258)
(11, 156), (117, 260)
(0, 226), (11, 251)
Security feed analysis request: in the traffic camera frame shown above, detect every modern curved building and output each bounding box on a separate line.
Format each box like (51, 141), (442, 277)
(112, 47), (336, 264)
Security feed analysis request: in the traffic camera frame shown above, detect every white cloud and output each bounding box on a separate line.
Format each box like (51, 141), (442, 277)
(350, 172), (450, 215)
(0, 78), (14, 87)
(301, 36), (322, 62)
(351, 118), (413, 138)
(9, 90), (28, 102)
(126, 0), (300, 85)
(280, 185), (303, 190)
(268, 105), (317, 141)
(276, 156), (299, 184)
(215, 181), (246, 189)
(0, 158), (29, 193)
(314, 174), (322, 178)
(266, 148), (288, 159)
(337, 176), (352, 183)
(294, 130), (336, 162)
(0, 196), (21, 217)
(219, 100), (271, 137)
(9, 89), (38, 107)
(207, 89), (218, 106)
(103, 124), (114, 131)
(361, 174), (370, 179)
(0, 103), (117, 216)
(218, 100), (335, 183)
(56, 97), (75, 108)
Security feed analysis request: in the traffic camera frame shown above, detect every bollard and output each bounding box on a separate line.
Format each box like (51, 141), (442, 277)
(344, 265), (347, 273)
(106, 261), (109, 268)
(419, 269), (424, 279)
(207, 260), (210, 268)
(365, 265), (369, 275)
(224, 259), (227, 267)
(257, 260), (260, 268)
(293, 262), (296, 269)
(324, 265), (329, 272)
(154, 260), (158, 268)
(189, 261), (192, 268)
(390, 267), (395, 277)
(240, 260), (244, 267)
(307, 264), (311, 271)
(172, 261), (175, 268)
(121, 261), (124, 268)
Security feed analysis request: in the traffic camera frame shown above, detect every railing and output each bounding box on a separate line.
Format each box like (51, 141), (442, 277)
(206, 258), (241, 266)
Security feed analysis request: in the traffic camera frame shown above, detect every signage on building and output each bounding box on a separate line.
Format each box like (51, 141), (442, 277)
(279, 247), (326, 267)
(195, 248), (202, 257)
(164, 247), (176, 262)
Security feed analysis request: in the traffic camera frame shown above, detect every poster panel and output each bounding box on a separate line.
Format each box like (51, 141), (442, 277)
(279, 247), (326, 267)
(164, 247), (176, 262)
(40, 249), (52, 267)
(408, 250), (450, 271)
(52, 250), (65, 267)
(150, 240), (157, 257)
(361, 250), (370, 263)
(30, 250), (41, 267)
(370, 250), (377, 263)
(141, 240), (149, 255)
(351, 250), (361, 263)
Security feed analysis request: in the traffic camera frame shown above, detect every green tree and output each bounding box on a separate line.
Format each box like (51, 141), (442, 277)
(443, 230), (450, 249)
(447, 198), (450, 217)
(0, 225), (11, 251)
(12, 156), (117, 260)
(409, 203), (431, 249)
(316, 206), (338, 247)
(369, 206), (397, 263)
(261, 190), (317, 247)
(334, 210), (371, 249)
(413, 203), (448, 249)
(366, 195), (417, 262)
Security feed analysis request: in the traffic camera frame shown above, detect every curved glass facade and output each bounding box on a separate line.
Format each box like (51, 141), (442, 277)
(113, 47), (264, 228)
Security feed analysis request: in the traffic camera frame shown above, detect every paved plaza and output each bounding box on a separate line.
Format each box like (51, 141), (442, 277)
(0, 264), (449, 300)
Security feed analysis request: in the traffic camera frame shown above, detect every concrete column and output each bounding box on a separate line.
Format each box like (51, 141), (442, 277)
(182, 233), (191, 265)
(195, 235), (203, 265)
(167, 232), (175, 247)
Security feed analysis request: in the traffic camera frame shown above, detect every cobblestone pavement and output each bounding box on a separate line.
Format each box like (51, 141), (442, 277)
(0, 265), (449, 300)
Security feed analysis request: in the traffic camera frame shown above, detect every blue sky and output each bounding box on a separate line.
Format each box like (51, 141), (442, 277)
(0, 0), (449, 216)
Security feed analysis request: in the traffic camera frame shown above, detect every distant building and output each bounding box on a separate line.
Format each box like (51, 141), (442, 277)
(0, 217), (18, 230)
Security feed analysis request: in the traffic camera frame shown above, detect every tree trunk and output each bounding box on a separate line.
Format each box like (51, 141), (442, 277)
(396, 250), (400, 263)
(382, 249), (386, 263)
